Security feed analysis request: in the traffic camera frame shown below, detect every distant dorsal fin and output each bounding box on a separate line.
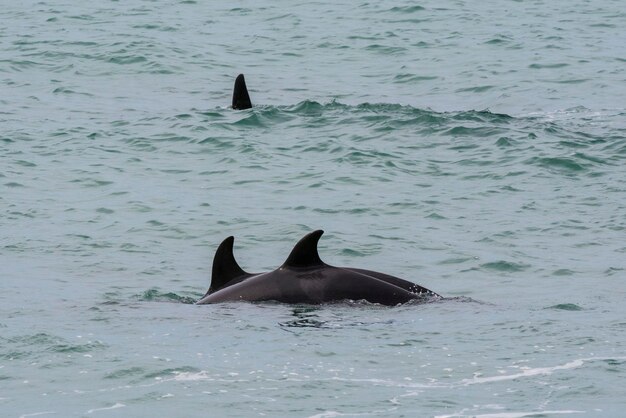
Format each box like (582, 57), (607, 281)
(282, 230), (325, 268)
(209, 236), (249, 293)
(232, 74), (252, 110)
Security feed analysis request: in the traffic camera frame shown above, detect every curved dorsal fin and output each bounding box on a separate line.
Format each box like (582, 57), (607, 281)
(232, 74), (252, 110)
(282, 230), (325, 268)
(209, 236), (248, 293)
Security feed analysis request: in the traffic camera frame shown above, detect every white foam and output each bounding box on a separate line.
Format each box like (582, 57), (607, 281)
(19, 413), (56, 418)
(86, 403), (125, 414)
(308, 411), (343, 418)
(458, 356), (626, 386)
(171, 371), (212, 381)
(332, 356), (626, 395)
(435, 410), (584, 418)
(309, 408), (397, 418)
(459, 359), (584, 386)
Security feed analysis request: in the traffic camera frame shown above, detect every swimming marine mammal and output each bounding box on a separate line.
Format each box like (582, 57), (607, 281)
(196, 230), (440, 305)
(232, 74), (252, 110)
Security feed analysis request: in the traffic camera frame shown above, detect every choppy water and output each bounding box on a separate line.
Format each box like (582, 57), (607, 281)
(2, 1), (626, 417)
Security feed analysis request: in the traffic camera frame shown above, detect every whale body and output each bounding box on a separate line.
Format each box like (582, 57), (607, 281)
(197, 230), (440, 306)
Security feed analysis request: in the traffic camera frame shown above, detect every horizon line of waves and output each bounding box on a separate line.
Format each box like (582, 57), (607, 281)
(524, 156), (594, 174)
(393, 74), (439, 84)
(6, 49), (184, 75)
(205, 101), (516, 131)
(388, 5), (425, 13)
(1, 332), (108, 358)
(117, 102), (616, 157)
(178, 103), (539, 140)
(235, 100), (512, 117)
(187, 103), (624, 150)
(225, 102), (622, 139)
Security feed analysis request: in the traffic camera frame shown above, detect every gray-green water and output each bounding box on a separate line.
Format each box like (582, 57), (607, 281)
(2, 1), (625, 417)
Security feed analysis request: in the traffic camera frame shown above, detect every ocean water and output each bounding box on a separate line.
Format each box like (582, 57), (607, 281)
(1, 0), (625, 417)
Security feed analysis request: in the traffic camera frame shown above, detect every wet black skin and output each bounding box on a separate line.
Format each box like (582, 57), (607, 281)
(232, 74), (252, 110)
(196, 230), (440, 306)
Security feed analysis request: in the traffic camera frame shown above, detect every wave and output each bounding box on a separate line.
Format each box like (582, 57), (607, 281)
(133, 288), (198, 304)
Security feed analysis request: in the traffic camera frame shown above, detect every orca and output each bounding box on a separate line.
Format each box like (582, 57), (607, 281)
(197, 230), (440, 306)
(232, 74), (252, 110)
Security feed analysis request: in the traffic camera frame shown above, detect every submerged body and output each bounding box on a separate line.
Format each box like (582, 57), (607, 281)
(197, 230), (439, 306)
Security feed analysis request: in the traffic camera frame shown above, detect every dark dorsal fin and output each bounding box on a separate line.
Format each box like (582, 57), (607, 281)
(282, 230), (325, 268)
(232, 74), (252, 110)
(209, 236), (249, 293)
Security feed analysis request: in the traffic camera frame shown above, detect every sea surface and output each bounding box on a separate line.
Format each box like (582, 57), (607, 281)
(1, 1), (625, 417)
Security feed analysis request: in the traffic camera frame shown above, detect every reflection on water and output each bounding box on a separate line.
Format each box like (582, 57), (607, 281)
(278, 305), (403, 329)
(280, 306), (330, 328)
